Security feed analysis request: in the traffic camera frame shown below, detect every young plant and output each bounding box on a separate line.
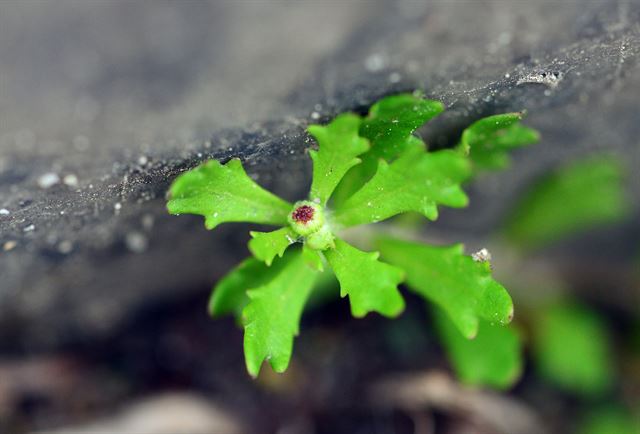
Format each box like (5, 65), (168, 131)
(167, 93), (538, 379)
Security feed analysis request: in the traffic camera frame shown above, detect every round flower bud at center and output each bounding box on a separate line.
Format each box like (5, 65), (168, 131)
(288, 201), (325, 236)
(288, 201), (334, 250)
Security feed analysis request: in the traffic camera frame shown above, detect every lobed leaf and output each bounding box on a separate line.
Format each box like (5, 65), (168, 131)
(301, 244), (324, 272)
(505, 156), (630, 249)
(249, 227), (297, 266)
(359, 93), (444, 161)
(434, 307), (522, 389)
(209, 256), (295, 318)
(377, 237), (513, 339)
(242, 249), (318, 377)
(304, 266), (340, 310)
(167, 159), (291, 229)
(459, 113), (539, 170)
(333, 147), (470, 228)
(332, 94), (443, 205)
(308, 113), (370, 205)
(324, 238), (404, 318)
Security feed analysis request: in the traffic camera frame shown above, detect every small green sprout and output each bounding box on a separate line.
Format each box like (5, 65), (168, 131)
(167, 93), (538, 379)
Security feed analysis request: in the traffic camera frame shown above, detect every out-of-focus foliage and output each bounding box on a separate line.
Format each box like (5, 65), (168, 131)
(434, 308), (522, 389)
(578, 405), (640, 434)
(209, 257), (274, 317)
(532, 301), (614, 396)
(505, 156), (629, 249)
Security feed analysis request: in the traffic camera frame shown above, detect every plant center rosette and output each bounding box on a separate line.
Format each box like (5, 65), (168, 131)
(288, 201), (334, 250)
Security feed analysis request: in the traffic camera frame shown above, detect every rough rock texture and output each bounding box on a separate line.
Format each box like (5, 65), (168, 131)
(1, 1), (639, 349)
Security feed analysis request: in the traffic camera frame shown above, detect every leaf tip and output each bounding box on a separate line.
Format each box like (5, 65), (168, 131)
(207, 296), (218, 318)
(204, 216), (220, 230)
(506, 304), (515, 323)
(387, 300), (406, 318)
(166, 200), (178, 215)
(351, 307), (367, 319)
(432, 99), (445, 113)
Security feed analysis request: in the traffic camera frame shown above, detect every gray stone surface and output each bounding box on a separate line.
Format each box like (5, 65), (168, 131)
(1, 1), (639, 348)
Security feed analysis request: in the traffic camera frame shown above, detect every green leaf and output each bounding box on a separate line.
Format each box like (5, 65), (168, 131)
(209, 256), (294, 317)
(302, 244), (324, 272)
(308, 113), (370, 205)
(505, 156), (630, 249)
(360, 93), (444, 160)
(434, 307), (522, 389)
(242, 249), (317, 377)
(377, 237), (513, 339)
(304, 266), (339, 310)
(248, 227), (297, 266)
(579, 405), (640, 434)
(324, 238), (404, 318)
(459, 113), (539, 170)
(167, 159), (292, 229)
(532, 301), (614, 396)
(332, 94), (443, 205)
(333, 148), (470, 228)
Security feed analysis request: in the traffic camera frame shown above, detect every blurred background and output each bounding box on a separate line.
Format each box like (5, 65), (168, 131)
(0, 1), (638, 433)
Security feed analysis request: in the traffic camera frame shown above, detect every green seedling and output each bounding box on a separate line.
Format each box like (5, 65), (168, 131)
(167, 93), (538, 379)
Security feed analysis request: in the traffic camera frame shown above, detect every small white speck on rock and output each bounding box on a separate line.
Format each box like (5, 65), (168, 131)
(58, 240), (73, 254)
(141, 214), (155, 230)
(0, 208), (9, 215)
(63, 174), (79, 187)
(23, 224), (35, 232)
(3, 241), (17, 251)
(388, 72), (401, 83)
(365, 53), (385, 72)
(37, 172), (60, 189)
(126, 231), (148, 253)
